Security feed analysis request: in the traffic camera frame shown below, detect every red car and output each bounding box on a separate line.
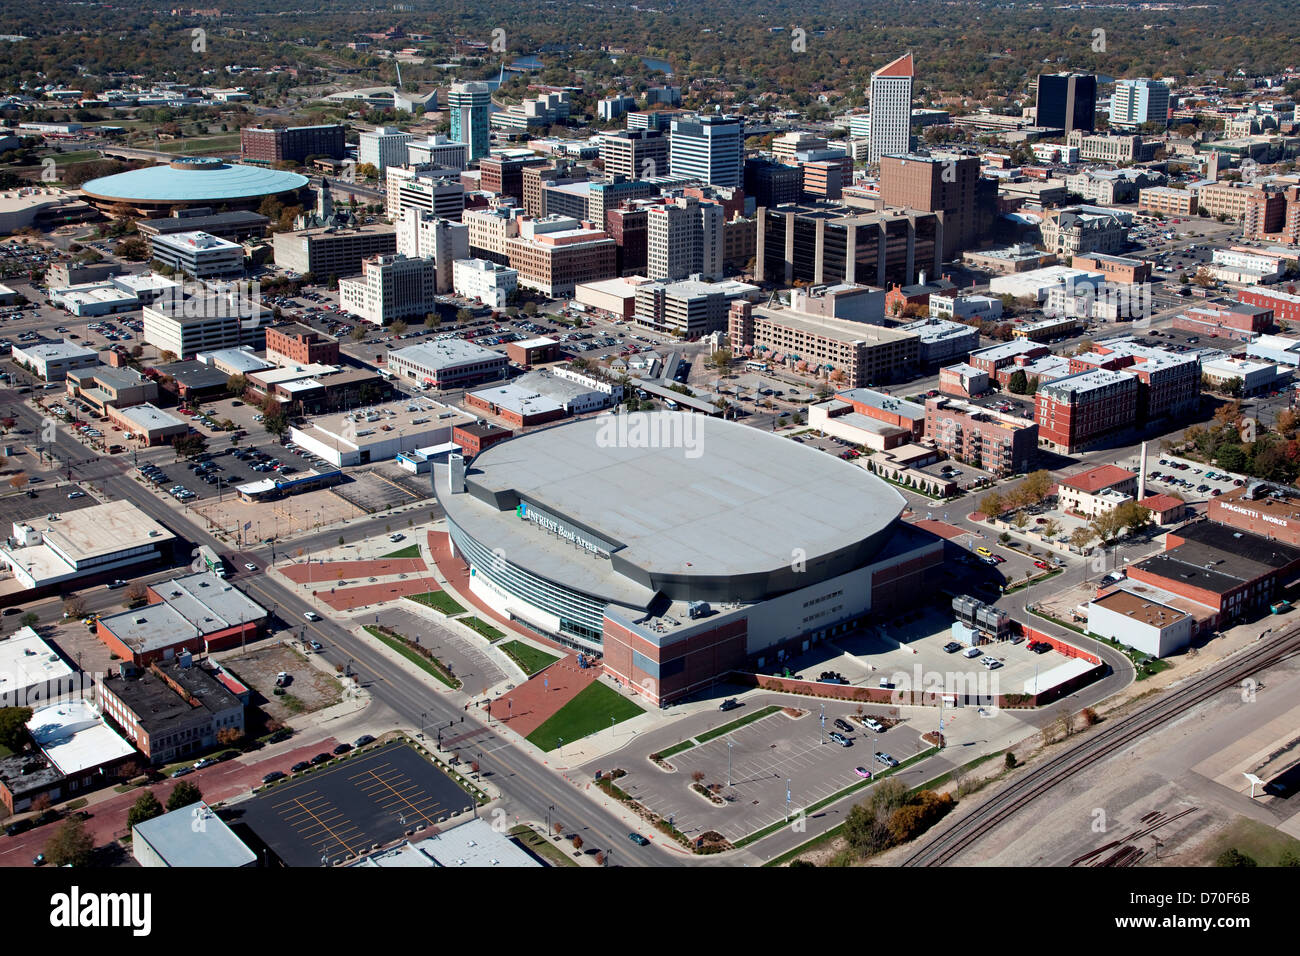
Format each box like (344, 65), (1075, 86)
(1034, 560), (1052, 571)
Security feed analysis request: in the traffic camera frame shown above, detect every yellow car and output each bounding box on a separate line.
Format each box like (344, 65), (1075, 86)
(975, 546), (992, 558)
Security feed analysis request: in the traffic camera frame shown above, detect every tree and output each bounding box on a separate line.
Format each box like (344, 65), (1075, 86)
(455, 308), (473, 324)
(979, 491), (1003, 517)
(1042, 519), (1061, 539)
(62, 596), (86, 618)
(44, 816), (94, 867)
(124, 582), (148, 608)
(425, 312), (442, 329)
(1020, 470), (1053, 507)
(1007, 369), (1029, 394)
(523, 302), (538, 316)
(1012, 511), (1030, 531)
(350, 325), (366, 341)
(1070, 526), (1098, 551)
(115, 236), (149, 261)
(167, 780), (203, 811)
(711, 348), (733, 371)
(18, 611), (38, 630)
(172, 433), (207, 460)
(216, 727), (243, 747)
(389, 319), (408, 336)
(127, 791), (164, 828)
(571, 834), (584, 852)
(262, 399), (288, 440)
(1215, 848), (1258, 868)
(226, 374), (248, 396)
(0, 707), (34, 751)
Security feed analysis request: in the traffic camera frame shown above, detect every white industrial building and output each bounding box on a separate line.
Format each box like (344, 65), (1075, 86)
(1087, 588), (1193, 658)
(1202, 357), (1285, 396)
(289, 398), (474, 467)
(928, 293), (1003, 322)
(453, 258), (518, 310)
(0, 627), (79, 710)
(10, 339), (99, 380)
(133, 801), (257, 868)
(989, 266), (1105, 303)
(0, 501), (175, 592)
(897, 317), (981, 365)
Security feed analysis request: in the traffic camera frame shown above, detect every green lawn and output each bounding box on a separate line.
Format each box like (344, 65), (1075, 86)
(405, 590), (466, 616)
(526, 681), (644, 752)
(460, 616), (506, 641)
(48, 150), (101, 166)
(364, 626), (460, 689)
(380, 544), (421, 559)
(1204, 815), (1300, 866)
(508, 824), (580, 867)
(499, 640), (559, 676)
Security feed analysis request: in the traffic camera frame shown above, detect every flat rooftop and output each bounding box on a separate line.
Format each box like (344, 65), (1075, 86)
(133, 802), (257, 867)
(27, 698), (135, 776)
(0, 627), (75, 702)
(18, 501), (174, 564)
(116, 403), (187, 431)
(751, 303), (917, 348)
(302, 397), (473, 446)
(389, 339), (505, 372)
(442, 411), (905, 590)
(1092, 588), (1189, 628)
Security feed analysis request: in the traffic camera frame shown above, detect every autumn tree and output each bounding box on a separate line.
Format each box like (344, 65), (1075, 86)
(0, 708), (34, 752)
(979, 491), (1003, 517)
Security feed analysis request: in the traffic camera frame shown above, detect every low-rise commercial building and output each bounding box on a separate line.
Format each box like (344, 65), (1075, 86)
(0, 502), (175, 593)
(809, 388), (925, 451)
(289, 398), (475, 467)
(272, 223), (397, 278)
(98, 658), (245, 765)
(133, 801), (257, 868)
(1057, 464), (1138, 518)
(465, 366), (624, 426)
(95, 571), (268, 666)
(65, 365), (158, 414)
(107, 402), (190, 445)
(1202, 356), (1284, 396)
(938, 362), (990, 398)
(265, 323), (340, 366)
(1087, 588), (1193, 659)
(1139, 186), (1198, 218)
(634, 278), (760, 338)
(453, 258), (517, 310)
(387, 339), (508, 391)
(10, 339), (99, 381)
(897, 317), (980, 366)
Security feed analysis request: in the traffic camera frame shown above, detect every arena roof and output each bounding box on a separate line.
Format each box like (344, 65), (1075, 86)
(82, 159), (308, 204)
(441, 412), (905, 602)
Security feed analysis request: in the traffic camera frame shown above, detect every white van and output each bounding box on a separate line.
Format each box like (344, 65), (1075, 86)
(962, 646), (982, 659)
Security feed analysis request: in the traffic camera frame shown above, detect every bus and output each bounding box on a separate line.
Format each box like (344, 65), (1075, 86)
(196, 544), (227, 578)
(746, 361), (769, 372)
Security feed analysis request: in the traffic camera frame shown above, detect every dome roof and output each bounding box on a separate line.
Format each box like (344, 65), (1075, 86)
(81, 159), (308, 204)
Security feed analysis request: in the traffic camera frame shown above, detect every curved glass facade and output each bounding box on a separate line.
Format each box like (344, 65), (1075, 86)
(449, 518), (607, 649)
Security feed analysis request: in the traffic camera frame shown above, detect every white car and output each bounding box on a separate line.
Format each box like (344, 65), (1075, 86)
(244, 563), (258, 572)
(304, 611), (321, 622)
(389, 533), (405, 543)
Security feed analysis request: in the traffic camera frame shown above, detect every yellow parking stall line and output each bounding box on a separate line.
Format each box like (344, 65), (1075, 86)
(356, 769), (444, 828)
(281, 797), (366, 858)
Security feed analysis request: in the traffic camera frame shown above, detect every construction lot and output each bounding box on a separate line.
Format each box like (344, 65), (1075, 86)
(217, 643), (344, 725)
(237, 741), (476, 866)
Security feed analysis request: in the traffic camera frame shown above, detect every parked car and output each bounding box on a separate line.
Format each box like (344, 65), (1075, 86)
(310, 752), (331, 765)
(170, 766), (195, 778)
(863, 717), (885, 733)
(262, 771), (286, 784)
(332, 743), (352, 755)
(833, 718), (854, 733)
(829, 731), (851, 747)
(628, 832), (650, 846)
(291, 761), (310, 773)
(854, 766), (873, 779)
(943, 641), (962, 654)
(353, 734), (375, 748)
(718, 698), (740, 712)
(874, 751), (899, 767)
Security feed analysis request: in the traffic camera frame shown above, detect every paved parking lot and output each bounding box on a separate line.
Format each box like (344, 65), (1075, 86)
(374, 606), (509, 695)
(0, 483), (98, 526)
(239, 741), (474, 866)
(1140, 452), (1245, 501)
(618, 706), (927, 844)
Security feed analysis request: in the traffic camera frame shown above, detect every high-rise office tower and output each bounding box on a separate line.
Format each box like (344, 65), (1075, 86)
(868, 53), (914, 165)
(448, 81), (492, 161)
(878, 153), (981, 262)
(1110, 78), (1171, 129)
(1036, 72), (1097, 135)
(646, 195), (725, 281)
(669, 115), (743, 189)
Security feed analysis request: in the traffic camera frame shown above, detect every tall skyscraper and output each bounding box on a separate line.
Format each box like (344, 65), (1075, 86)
(1036, 73), (1097, 135)
(1110, 78), (1171, 129)
(868, 53), (915, 165)
(448, 81), (492, 161)
(669, 115), (743, 189)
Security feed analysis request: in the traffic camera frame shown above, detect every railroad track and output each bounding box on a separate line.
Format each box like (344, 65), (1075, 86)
(901, 625), (1300, 867)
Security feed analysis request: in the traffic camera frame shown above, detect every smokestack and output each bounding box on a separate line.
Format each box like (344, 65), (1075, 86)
(447, 453), (466, 494)
(1138, 441), (1148, 500)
